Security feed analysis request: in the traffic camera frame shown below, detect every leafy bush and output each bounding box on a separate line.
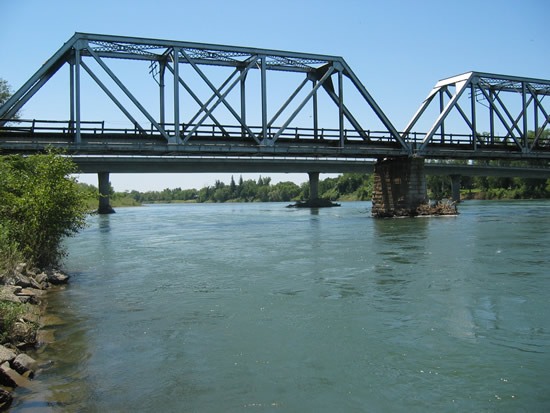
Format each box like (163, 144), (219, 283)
(0, 151), (89, 268)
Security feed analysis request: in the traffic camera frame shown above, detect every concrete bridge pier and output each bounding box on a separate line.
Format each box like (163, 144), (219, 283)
(289, 171), (338, 207)
(98, 172), (115, 214)
(371, 157), (428, 217)
(450, 175), (461, 203)
(308, 172), (320, 201)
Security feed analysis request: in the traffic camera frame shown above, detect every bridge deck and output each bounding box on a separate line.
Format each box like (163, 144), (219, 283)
(2, 121), (549, 160)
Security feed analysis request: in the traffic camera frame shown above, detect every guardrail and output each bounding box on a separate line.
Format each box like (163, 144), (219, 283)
(0, 119), (429, 144)
(2, 119), (548, 152)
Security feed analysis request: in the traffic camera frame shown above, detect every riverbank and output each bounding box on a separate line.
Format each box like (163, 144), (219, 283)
(0, 264), (70, 409)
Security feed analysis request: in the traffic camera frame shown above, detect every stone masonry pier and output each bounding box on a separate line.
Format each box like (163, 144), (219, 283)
(371, 157), (428, 217)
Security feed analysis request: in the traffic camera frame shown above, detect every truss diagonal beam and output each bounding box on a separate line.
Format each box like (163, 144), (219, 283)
(180, 50), (259, 143)
(340, 62), (409, 152)
(271, 66), (335, 143)
(528, 84), (550, 149)
(0, 34), (79, 123)
(182, 59), (258, 143)
(184, 67), (238, 129)
(476, 86), (523, 150)
(321, 80), (370, 142)
(267, 77), (309, 128)
(166, 63), (229, 136)
(489, 87), (524, 138)
(418, 80), (470, 152)
(443, 88), (485, 146)
(87, 47), (171, 141)
(81, 61), (146, 134)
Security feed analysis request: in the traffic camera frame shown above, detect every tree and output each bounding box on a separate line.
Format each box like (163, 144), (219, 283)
(0, 151), (89, 268)
(0, 78), (20, 120)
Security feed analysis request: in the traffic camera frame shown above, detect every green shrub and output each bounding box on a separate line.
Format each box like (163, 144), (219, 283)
(0, 151), (89, 268)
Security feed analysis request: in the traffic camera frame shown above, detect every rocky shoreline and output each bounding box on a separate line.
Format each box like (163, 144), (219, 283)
(0, 264), (70, 410)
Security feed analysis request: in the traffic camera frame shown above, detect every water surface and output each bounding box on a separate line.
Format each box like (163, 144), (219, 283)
(12, 201), (550, 412)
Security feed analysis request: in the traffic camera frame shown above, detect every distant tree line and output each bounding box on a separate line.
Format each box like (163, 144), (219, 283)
(98, 173), (375, 205)
(89, 163), (550, 206)
(426, 158), (550, 200)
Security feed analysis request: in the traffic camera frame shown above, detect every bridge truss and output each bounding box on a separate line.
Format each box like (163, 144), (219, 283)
(0, 32), (409, 158)
(0, 33), (549, 161)
(404, 72), (550, 159)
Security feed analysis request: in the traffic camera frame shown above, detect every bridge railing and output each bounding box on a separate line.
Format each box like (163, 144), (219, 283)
(2, 119), (548, 151)
(0, 119), (399, 144)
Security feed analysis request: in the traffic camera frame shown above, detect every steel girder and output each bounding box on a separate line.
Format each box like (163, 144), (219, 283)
(0, 32), (409, 154)
(403, 72), (550, 157)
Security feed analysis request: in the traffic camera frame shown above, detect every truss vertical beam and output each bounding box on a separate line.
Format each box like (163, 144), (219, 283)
(312, 79), (318, 139)
(338, 69), (344, 147)
(470, 83), (477, 150)
(261, 56), (268, 142)
(173, 48), (180, 138)
(160, 61), (166, 127)
(240, 68), (247, 138)
(489, 89), (495, 141)
(521, 82), (531, 149)
(75, 46), (82, 144)
(439, 89), (445, 143)
(69, 61), (75, 133)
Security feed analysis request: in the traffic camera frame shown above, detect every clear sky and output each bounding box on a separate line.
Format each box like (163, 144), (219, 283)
(1, 0), (549, 191)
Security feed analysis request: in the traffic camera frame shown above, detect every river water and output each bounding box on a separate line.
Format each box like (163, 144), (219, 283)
(11, 201), (550, 412)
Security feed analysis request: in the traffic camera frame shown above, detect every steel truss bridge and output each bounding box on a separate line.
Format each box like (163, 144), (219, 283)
(1, 32), (550, 169)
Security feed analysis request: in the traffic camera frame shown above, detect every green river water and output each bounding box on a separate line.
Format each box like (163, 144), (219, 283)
(10, 200), (550, 412)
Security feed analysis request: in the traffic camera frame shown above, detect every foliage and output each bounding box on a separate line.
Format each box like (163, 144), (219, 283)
(112, 173), (374, 204)
(0, 78), (20, 121)
(0, 301), (26, 342)
(425, 154), (550, 200)
(0, 79), (12, 107)
(0, 151), (89, 268)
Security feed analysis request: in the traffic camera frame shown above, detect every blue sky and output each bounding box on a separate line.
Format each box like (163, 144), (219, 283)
(1, 0), (549, 191)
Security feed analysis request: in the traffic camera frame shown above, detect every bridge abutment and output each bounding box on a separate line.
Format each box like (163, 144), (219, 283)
(98, 172), (115, 214)
(371, 157), (428, 217)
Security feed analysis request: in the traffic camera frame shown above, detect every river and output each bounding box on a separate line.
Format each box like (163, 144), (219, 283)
(11, 200), (550, 412)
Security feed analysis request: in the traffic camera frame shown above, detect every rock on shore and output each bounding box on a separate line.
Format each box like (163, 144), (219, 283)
(0, 263), (71, 409)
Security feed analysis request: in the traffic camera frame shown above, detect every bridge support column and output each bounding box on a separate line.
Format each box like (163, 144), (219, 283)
(450, 175), (461, 203)
(372, 157), (428, 217)
(308, 172), (319, 201)
(98, 172), (115, 214)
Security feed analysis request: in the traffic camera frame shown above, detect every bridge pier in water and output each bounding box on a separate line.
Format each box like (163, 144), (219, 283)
(450, 175), (461, 203)
(371, 157), (428, 217)
(308, 172), (320, 200)
(98, 172), (115, 214)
